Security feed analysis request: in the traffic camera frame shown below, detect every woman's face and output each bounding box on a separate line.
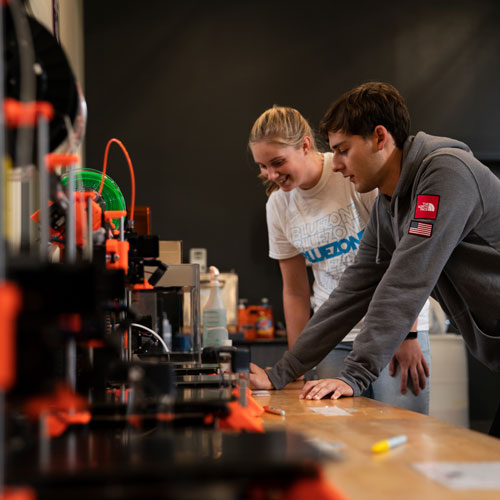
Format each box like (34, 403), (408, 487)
(251, 140), (313, 192)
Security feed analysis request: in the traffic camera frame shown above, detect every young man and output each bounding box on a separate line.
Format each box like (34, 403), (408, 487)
(250, 82), (500, 433)
(249, 106), (430, 413)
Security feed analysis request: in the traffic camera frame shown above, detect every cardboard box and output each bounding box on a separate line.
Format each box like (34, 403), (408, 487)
(159, 240), (183, 264)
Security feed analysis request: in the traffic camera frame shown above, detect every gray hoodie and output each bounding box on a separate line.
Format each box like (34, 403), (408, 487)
(267, 132), (500, 395)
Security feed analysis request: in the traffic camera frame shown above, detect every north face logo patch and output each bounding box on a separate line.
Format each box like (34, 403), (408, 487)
(415, 195), (439, 220)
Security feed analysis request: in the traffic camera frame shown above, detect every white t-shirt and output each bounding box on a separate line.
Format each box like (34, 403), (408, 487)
(266, 152), (430, 340)
(266, 153), (376, 341)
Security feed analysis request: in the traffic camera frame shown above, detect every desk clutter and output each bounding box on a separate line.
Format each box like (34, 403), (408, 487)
(0, 6), (348, 497)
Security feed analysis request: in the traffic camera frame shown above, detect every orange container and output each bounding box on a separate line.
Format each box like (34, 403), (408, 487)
(239, 299), (276, 340)
(239, 303), (257, 341)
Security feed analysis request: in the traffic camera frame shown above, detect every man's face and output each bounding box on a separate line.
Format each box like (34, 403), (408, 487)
(328, 130), (385, 193)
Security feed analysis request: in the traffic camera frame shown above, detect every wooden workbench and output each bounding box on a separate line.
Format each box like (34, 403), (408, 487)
(257, 382), (500, 500)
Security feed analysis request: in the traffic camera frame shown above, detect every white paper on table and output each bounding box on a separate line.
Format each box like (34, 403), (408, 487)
(308, 406), (352, 417)
(413, 462), (500, 490)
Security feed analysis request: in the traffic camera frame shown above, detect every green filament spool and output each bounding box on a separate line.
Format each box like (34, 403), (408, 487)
(61, 169), (126, 230)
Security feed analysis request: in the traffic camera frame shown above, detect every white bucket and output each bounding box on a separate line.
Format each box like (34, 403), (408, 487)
(429, 334), (469, 428)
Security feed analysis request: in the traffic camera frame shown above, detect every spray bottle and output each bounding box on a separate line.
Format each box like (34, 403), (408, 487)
(202, 266), (228, 347)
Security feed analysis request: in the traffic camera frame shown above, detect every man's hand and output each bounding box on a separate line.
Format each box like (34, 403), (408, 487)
(389, 338), (429, 395)
(299, 378), (353, 400)
(249, 362), (274, 390)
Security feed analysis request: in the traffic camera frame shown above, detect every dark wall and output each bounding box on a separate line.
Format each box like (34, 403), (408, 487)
(83, 0), (500, 325)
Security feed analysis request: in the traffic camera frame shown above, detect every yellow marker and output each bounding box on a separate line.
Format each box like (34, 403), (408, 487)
(372, 435), (407, 453)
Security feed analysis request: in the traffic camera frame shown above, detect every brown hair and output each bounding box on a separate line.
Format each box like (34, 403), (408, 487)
(319, 82), (410, 149)
(249, 106), (318, 195)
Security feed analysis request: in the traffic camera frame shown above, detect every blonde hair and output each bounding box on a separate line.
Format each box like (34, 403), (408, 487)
(249, 106), (318, 195)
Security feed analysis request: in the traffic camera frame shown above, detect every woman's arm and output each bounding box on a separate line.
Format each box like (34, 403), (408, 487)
(250, 254), (310, 390)
(279, 254), (311, 349)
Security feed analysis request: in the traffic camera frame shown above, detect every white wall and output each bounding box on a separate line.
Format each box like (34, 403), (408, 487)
(27, 0), (84, 87)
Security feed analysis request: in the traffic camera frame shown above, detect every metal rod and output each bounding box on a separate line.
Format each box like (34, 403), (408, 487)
(191, 264), (201, 362)
(20, 176), (31, 252)
(67, 432), (77, 471)
(29, 165), (38, 254)
(120, 384), (127, 404)
(126, 290), (133, 362)
(85, 196), (93, 261)
(66, 164), (76, 262)
(119, 216), (124, 241)
(38, 116), (49, 260)
(39, 413), (50, 472)
(66, 338), (77, 391)
(88, 347), (94, 403)
(9, 0), (35, 168)
(9, 0), (36, 254)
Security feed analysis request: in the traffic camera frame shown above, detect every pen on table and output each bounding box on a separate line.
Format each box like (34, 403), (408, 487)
(263, 405), (286, 416)
(372, 435), (407, 453)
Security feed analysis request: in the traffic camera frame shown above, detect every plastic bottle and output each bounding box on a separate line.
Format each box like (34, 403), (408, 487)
(237, 298), (248, 330)
(162, 313), (172, 352)
(202, 266), (228, 347)
(256, 297), (274, 338)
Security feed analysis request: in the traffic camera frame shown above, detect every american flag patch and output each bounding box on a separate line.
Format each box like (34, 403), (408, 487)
(409, 220), (433, 237)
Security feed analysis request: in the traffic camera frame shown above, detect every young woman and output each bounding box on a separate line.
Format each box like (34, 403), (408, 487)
(249, 106), (431, 413)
